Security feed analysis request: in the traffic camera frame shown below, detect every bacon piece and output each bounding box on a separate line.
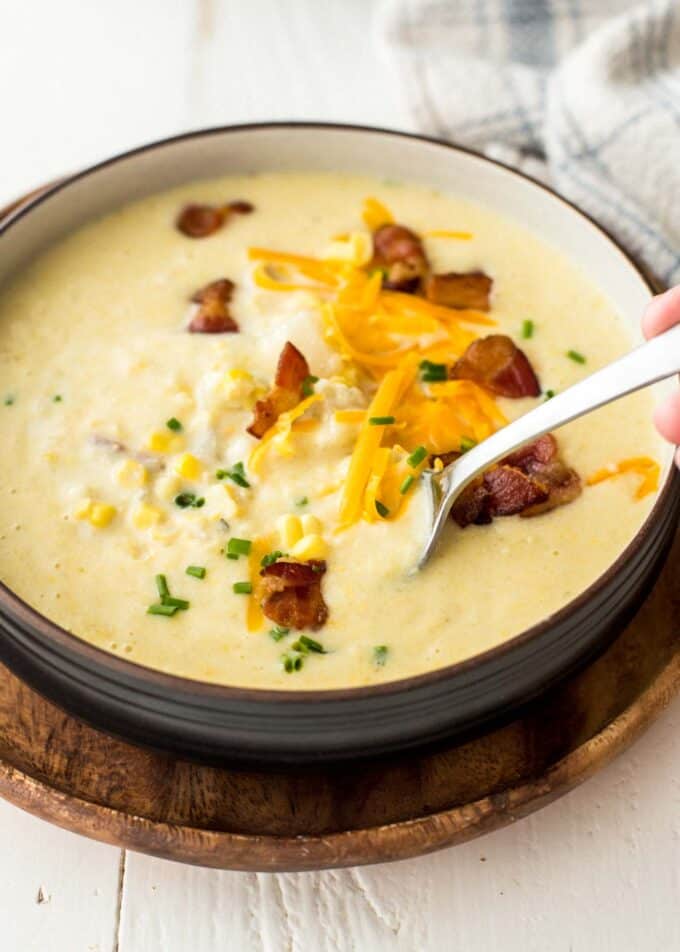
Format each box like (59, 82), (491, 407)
(451, 433), (581, 527)
(247, 341), (310, 439)
(176, 204), (226, 238)
(484, 466), (548, 516)
(372, 224), (429, 292)
(425, 270), (493, 311)
(451, 477), (492, 528)
(520, 459), (582, 517)
(451, 334), (541, 398)
(176, 200), (254, 238)
(188, 278), (238, 334)
(260, 559), (328, 630)
(227, 200), (255, 215)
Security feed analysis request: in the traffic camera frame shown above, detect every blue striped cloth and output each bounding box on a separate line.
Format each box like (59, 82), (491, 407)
(380, 0), (680, 287)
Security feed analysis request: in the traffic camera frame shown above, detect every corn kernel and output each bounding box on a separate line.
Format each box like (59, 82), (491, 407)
(74, 498), (93, 520)
(132, 503), (164, 530)
(289, 533), (327, 560)
(155, 473), (182, 502)
(75, 499), (116, 528)
(146, 431), (183, 454)
(175, 453), (203, 480)
(116, 458), (148, 488)
(89, 503), (117, 528)
(301, 514), (322, 535)
(221, 483), (240, 517)
(277, 514), (303, 549)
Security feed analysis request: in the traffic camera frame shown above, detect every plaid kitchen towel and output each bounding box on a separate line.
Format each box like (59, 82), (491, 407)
(379, 0), (680, 287)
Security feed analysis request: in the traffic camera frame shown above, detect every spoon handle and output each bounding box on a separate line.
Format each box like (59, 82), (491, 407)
(419, 322), (680, 567)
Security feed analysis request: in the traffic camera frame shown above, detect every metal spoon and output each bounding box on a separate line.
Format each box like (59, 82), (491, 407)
(418, 322), (680, 569)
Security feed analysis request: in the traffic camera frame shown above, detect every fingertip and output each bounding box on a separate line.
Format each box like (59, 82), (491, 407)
(653, 391), (680, 444)
(642, 286), (680, 339)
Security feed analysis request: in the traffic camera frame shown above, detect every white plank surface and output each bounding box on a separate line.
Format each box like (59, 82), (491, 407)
(1, 1), (679, 950)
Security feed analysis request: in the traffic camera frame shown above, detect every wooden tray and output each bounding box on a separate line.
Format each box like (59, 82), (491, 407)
(0, 187), (678, 871)
(0, 528), (676, 872)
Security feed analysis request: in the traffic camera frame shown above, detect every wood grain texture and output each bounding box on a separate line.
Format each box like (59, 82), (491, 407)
(0, 528), (677, 873)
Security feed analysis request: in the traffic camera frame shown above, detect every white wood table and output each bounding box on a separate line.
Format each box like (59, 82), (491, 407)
(1, 2), (679, 949)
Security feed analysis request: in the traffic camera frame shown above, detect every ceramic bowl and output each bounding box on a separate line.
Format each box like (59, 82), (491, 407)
(0, 123), (677, 765)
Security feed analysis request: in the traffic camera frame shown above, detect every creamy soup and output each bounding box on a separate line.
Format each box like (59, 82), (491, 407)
(0, 172), (665, 688)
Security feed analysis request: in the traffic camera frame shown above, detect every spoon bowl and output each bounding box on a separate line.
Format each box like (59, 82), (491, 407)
(419, 322), (680, 568)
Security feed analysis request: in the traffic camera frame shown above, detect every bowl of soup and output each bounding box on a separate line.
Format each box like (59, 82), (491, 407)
(0, 123), (677, 764)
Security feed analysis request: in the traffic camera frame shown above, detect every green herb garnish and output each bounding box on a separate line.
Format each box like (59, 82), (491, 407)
(147, 603), (178, 617)
(369, 416), (396, 426)
(261, 550), (285, 568)
(166, 417), (182, 431)
(521, 320), (534, 339)
(155, 574), (170, 599)
(233, 581), (252, 595)
(227, 537), (252, 558)
(373, 645), (389, 666)
(460, 436), (477, 453)
(53, 394), (63, 403)
(407, 445), (427, 468)
(567, 350), (586, 364)
(162, 596), (190, 611)
(419, 359), (448, 383)
(295, 496), (309, 507)
(269, 626), (290, 642)
(175, 493), (205, 509)
(4, 395), (14, 406)
(296, 635), (325, 654)
(375, 500), (390, 518)
(281, 651), (304, 673)
(400, 474), (415, 495)
(301, 374), (319, 397)
(544, 389), (556, 401)
(186, 565), (206, 579)
(217, 461), (250, 488)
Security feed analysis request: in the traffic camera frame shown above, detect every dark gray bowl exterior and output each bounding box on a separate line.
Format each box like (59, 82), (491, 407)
(0, 123), (678, 766)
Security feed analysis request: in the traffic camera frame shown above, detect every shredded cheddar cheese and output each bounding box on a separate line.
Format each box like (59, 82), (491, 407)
(248, 394), (321, 473)
(362, 196), (394, 230)
(586, 456), (660, 499)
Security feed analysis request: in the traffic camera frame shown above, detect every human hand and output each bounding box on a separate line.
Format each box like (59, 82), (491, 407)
(642, 286), (680, 467)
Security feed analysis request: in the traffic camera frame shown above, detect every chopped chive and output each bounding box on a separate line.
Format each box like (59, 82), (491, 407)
(155, 574), (170, 599)
(186, 565), (206, 579)
(301, 374), (319, 398)
(53, 394), (63, 403)
(166, 417), (182, 431)
(226, 553), (239, 560)
(261, 550), (285, 568)
(373, 645), (389, 666)
(400, 474), (415, 495)
(544, 389), (556, 401)
(419, 359), (448, 382)
(269, 626), (290, 642)
(175, 492), (205, 509)
(295, 496), (309, 507)
(227, 537), (252, 557)
(297, 634), (325, 654)
(369, 416), (396, 426)
(217, 461), (250, 488)
(161, 596), (190, 610)
(460, 436), (477, 453)
(407, 445), (427, 468)
(147, 603), (178, 617)
(311, 563), (324, 573)
(521, 319), (534, 339)
(375, 500), (390, 518)
(233, 581), (252, 595)
(4, 395), (14, 406)
(281, 650), (303, 672)
(567, 349), (586, 364)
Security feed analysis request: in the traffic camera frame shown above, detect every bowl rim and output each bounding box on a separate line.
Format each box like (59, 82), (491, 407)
(0, 119), (672, 705)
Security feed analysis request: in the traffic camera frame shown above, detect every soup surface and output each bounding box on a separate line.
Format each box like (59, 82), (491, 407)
(0, 172), (665, 688)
